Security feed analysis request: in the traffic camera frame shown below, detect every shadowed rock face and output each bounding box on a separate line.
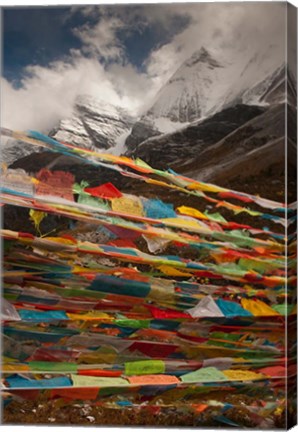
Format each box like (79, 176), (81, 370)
(125, 100), (297, 200)
(178, 103), (296, 184)
(124, 119), (161, 154)
(127, 101), (296, 187)
(127, 105), (266, 168)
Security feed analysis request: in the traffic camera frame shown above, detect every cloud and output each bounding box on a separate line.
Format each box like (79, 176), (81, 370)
(1, 55), (127, 132)
(145, 2), (285, 85)
(73, 16), (125, 61)
(1, 4), (159, 132)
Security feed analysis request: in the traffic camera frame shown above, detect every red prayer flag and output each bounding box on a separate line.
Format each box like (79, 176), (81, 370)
(219, 191), (253, 203)
(85, 183), (122, 198)
(107, 238), (136, 248)
(146, 305), (190, 319)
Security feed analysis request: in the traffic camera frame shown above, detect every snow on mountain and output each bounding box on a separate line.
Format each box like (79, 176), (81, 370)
(126, 45), (285, 151)
(51, 95), (134, 151)
(109, 130), (132, 155)
(220, 44), (285, 109)
(2, 139), (44, 167)
(147, 47), (229, 123)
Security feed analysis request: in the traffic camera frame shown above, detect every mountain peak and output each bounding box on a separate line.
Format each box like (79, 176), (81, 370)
(184, 47), (222, 68)
(141, 46), (226, 124)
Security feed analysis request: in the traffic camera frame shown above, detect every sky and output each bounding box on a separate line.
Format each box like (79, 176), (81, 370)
(1, 1), (286, 132)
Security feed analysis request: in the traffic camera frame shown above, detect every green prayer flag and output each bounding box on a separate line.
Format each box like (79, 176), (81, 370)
(204, 211), (227, 223)
(29, 361), (78, 373)
(180, 367), (227, 383)
(271, 303), (294, 316)
(78, 193), (110, 210)
(125, 360), (165, 376)
(115, 319), (150, 329)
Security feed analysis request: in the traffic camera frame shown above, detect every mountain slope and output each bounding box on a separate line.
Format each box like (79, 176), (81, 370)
(180, 103), (291, 182)
(50, 95), (134, 150)
(2, 140), (44, 167)
(128, 104), (266, 167)
(127, 102), (295, 187)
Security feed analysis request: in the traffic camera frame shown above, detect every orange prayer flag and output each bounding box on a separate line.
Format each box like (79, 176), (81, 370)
(128, 374), (180, 386)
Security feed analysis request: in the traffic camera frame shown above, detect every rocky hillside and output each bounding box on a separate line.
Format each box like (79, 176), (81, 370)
(127, 102), (296, 187)
(127, 104), (266, 167)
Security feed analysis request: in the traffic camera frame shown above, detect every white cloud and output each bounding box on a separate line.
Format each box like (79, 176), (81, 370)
(145, 2), (285, 85)
(73, 16), (125, 61)
(107, 62), (158, 112)
(1, 55), (128, 132)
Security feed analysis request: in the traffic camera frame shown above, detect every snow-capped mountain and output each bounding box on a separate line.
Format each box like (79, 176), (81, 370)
(124, 42), (295, 182)
(3, 95), (135, 166)
(147, 48), (227, 123)
(126, 45), (285, 151)
(51, 95), (134, 150)
(126, 47), (229, 150)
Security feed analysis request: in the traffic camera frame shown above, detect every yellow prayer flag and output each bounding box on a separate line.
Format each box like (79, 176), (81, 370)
(158, 265), (193, 277)
(241, 298), (280, 316)
(29, 209), (46, 235)
(111, 196), (144, 216)
(177, 206), (209, 220)
(223, 369), (266, 381)
(67, 311), (111, 321)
